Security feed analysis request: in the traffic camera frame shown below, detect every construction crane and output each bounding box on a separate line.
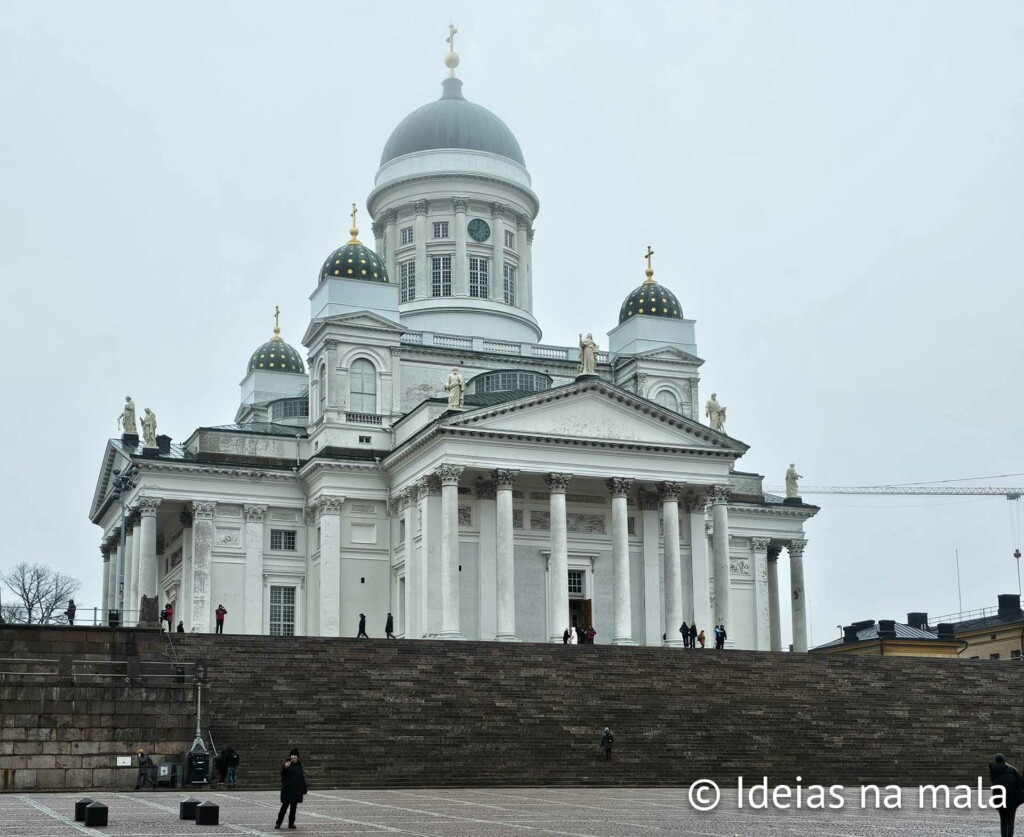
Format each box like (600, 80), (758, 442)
(765, 486), (1022, 499)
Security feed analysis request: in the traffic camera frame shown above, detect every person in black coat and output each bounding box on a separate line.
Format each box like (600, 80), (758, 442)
(276, 748), (307, 829)
(688, 623), (698, 649)
(680, 621), (690, 648)
(357, 614), (369, 638)
(600, 727), (614, 760)
(385, 612), (395, 639)
(990, 753), (1024, 837)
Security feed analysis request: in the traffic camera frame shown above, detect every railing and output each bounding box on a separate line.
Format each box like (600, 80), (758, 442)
(930, 605), (999, 625)
(0, 657), (197, 683)
(397, 330), (612, 367)
(433, 334), (473, 350)
(345, 412), (383, 425)
(482, 339), (519, 353)
(1, 606), (152, 628)
(531, 344), (569, 360)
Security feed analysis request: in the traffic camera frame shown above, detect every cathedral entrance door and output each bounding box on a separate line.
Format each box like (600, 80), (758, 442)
(569, 599), (593, 642)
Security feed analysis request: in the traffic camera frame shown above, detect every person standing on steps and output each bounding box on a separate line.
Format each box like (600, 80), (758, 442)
(718, 624), (728, 649)
(65, 599), (76, 626)
(135, 747), (156, 790)
(222, 746), (240, 788)
(697, 629), (706, 648)
(215, 603), (227, 634)
(990, 753), (1024, 837)
(176, 620), (185, 633)
(276, 748), (307, 829)
(680, 621), (690, 648)
(562, 628), (569, 644)
(357, 613), (369, 638)
(584, 625), (596, 644)
(689, 623), (698, 649)
(600, 727), (614, 760)
(385, 612), (395, 639)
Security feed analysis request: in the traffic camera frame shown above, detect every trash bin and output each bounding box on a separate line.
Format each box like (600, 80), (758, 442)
(186, 751), (210, 784)
(107, 609), (121, 628)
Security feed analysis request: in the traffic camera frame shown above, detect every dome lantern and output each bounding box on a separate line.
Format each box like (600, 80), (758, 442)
(618, 245), (684, 324)
(248, 307), (305, 375)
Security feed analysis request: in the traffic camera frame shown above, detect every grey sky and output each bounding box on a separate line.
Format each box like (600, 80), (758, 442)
(2, 1), (1022, 644)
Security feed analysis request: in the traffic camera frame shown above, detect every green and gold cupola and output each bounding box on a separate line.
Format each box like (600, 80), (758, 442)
(618, 246), (684, 324)
(319, 203), (389, 284)
(247, 307), (306, 374)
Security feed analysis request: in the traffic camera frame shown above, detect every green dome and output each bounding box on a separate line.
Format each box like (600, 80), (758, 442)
(320, 240), (389, 284)
(248, 336), (305, 375)
(380, 78), (525, 167)
(619, 279), (684, 324)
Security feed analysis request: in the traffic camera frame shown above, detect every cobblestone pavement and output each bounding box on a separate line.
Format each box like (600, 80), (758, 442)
(0, 786), (1002, 836)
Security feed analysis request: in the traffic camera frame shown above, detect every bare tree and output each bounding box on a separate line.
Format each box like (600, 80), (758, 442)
(1, 562), (81, 624)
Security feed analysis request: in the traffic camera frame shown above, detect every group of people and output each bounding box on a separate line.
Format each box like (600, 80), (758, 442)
(356, 612), (397, 639)
(677, 622), (728, 649)
(562, 625), (597, 644)
(159, 603), (228, 634)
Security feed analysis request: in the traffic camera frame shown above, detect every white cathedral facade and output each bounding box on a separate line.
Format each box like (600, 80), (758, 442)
(89, 43), (818, 651)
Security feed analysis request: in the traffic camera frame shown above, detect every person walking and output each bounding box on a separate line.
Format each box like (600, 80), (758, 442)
(162, 603), (174, 632)
(680, 621), (690, 648)
(135, 747), (156, 790)
(215, 604), (227, 634)
(697, 629), (706, 648)
(689, 623), (698, 649)
(357, 614), (369, 638)
(562, 628), (570, 644)
(276, 748), (307, 829)
(712, 625), (721, 649)
(584, 625), (596, 644)
(385, 613), (395, 639)
(599, 727), (614, 760)
(990, 753), (1024, 837)
(569, 626), (578, 645)
(176, 620), (185, 633)
(222, 746), (240, 788)
(65, 599), (76, 626)
(718, 624), (728, 649)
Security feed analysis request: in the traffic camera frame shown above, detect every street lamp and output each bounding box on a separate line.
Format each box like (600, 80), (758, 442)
(110, 465), (139, 622)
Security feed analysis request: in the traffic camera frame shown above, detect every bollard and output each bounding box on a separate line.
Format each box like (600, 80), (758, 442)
(179, 798), (201, 820)
(195, 801), (220, 826)
(84, 802), (108, 828)
(74, 798), (94, 821)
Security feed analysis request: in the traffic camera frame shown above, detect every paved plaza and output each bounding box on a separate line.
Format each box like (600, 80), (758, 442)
(0, 786), (1003, 836)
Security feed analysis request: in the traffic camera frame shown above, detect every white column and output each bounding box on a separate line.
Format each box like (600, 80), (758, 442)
(189, 501), (216, 632)
(105, 539), (119, 616)
(117, 528), (131, 614)
(400, 492), (416, 638)
(639, 491), (662, 646)
(524, 226), (535, 312)
(687, 494), (712, 636)
(438, 464), (464, 639)
(494, 469), (519, 642)
(658, 482), (684, 647)
(490, 203), (505, 303)
(244, 505), (267, 635)
(767, 545), (783, 652)
(752, 537), (771, 651)
(515, 217), (528, 311)
(316, 496), (344, 638)
(709, 485), (732, 645)
(453, 197), (468, 297)
(418, 475), (443, 635)
(179, 510), (194, 631)
(384, 208), (398, 282)
(137, 497), (161, 625)
(477, 478), (497, 641)
(546, 473), (572, 643)
(608, 477), (635, 646)
(413, 200), (428, 301)
(789, 539), (808, 652)
(100, 545), (111, 615)
(125, 511), (138, 620)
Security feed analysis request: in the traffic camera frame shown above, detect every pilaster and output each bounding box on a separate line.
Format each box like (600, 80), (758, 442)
(244, 504), (268, 634)
(608, 477), (635, 646)
(189, 501), (216, 632)
(477, 478), (498, 641)
(493, 469), (519, 642)
(789, 538), (808, 652)
(751, 537), (771, 650)
(638, 490), (662, 646)
(315, 495), (345, 637)
(437, 464), (464, 639)
(767, 544), (783, 652)
(546, 473), (572, 642)
(657, 482), (684, 647)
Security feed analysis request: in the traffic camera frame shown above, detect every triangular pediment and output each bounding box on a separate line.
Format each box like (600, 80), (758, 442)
(302, 311), (405, 346)
(444, 379), (747, 454)
(630, 346), (703, 364)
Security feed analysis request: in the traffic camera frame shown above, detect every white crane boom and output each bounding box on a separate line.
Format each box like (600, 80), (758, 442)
(764, 486), (1023, 499)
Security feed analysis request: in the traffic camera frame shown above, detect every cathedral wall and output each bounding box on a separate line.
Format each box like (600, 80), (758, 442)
(458, 541), (480, 640)
(513, 544), (547, 643)
(210, 559), (245, 632)
(339, 557), (388, 638)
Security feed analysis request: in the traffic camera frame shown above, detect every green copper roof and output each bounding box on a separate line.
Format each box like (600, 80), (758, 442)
(380, 78), (525, 167)
(619, 280), (684, 324)
(320, 241), (389, 284)
(248, 337), (305, 375)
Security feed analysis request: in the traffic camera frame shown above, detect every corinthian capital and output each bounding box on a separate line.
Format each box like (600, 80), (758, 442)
(315, 496), (345, 517)
(417, 474), (442, 498)
(607, 477), (634, 498)
(656, 482), (683, 503)
(492, 469), (519, 490)
(414, 200), (428, 216)
(490, 202), (507, 219)
(372, 219), (385, 239)
(191, 501), (217, 519)
(452, 196), (469, 213)
(137, 496), (162, 516)
(244, 504), (268, 522)
(384, 208), (398, 224)
(751, 537), (771, 552)
(545, 473), (573, 494)
(788, 538), (807, 559)
(708, 485), (732, 505)
(436, 464), (464, 487)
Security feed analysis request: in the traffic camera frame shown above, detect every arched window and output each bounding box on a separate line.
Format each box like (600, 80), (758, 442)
(655, 389), (679, 412)
(349, 359), (377, 414)
(317, 364), (327, 417)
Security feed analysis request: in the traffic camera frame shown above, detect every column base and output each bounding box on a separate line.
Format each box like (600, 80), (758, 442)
(611, 636), (638, 646)
(494, 633), (520, 642)
(437, 629), (465, 640)
(724, 639), (737, 649)
(663, 638), (685, 648)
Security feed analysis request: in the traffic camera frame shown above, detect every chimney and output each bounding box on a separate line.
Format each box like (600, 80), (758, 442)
(998, 594), (1022, 616)
(877, 619), (897, 639)
(843, 625), (861, 643)
(936, 622), (956, 641)
(156, 434), (172, 455)
(906, 612), (928, 630)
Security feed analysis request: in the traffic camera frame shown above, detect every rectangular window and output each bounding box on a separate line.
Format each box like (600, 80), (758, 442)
(1012, 649), (1021, 659)
(270, 529), (296, 551)
(400, 226), (413, 246)
(503, 264), (516, 305)
(469, 257), (489, 298)
(432, 221), (449, 239)
(399, 261), (416, 303)
(504, 229), (516, 249)
(431, 255), (452, 297)
(568, 570), (584, 596)
(269, 586), (296, 637)
(990, 653), (1001, 660)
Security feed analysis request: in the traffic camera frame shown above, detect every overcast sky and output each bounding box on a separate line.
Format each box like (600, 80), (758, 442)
(2, 1), (1023, 645)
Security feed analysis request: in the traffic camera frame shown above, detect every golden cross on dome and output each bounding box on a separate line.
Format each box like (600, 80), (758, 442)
(348, 202), (361, 244)
(273, 305), (281, 338)
(447, 22), (457, 53)
(445, 21), (460, 77)
(643, 245), (655, 284)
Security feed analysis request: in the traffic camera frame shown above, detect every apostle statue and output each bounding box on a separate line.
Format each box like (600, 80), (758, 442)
(785, 463), (803, 498)
(578, 332), (598, 376)
(141, 408), (158, 447)
(705, 392), (726, 432)
(444, 367), (465, 409)
(118, 395), (137, 434)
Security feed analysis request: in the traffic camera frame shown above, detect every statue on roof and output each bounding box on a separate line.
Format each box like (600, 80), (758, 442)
(705, 393), (726, 432)
(141, 408), (158, 447)
(118, 396), (137, 435)
(785, 464), (803, 499)
(578, 333), (598, 376)
(444, 367), (465, 410)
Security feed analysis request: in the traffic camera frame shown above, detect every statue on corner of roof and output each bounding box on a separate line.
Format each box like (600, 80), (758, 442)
(785, 463), (803, 499)
(705, 392), (726, 432)
(444, 367), (465, 410)
(141, 408), (158, 447)
(578, 332), (598, 376)
(118, 396), (138, 435)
